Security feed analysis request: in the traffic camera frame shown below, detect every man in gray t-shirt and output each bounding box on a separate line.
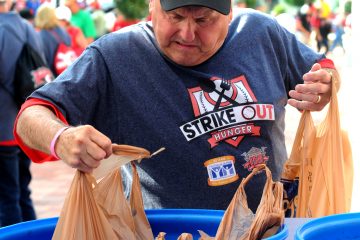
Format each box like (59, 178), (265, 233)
(15, 0), (337, 212)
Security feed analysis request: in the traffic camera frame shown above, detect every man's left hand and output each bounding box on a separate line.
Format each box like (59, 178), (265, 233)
(288, 63), (333, 111)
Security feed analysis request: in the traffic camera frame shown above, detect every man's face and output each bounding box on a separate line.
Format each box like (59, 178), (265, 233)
(149, 0), (232, 66)
(0, 0), (12, 11)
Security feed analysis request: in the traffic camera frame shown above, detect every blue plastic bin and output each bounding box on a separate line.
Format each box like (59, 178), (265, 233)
(0, 209), (288, 240)
(295, 212), (360, 240)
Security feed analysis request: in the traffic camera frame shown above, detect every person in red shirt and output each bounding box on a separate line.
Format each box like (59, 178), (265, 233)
(112, 10), (140, 32)
(56, 5), (88, 57)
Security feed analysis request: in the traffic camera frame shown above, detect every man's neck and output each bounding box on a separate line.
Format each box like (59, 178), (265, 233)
(0, 5), (9, 13)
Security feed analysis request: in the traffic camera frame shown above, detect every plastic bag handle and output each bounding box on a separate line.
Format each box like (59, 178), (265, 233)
(239, 164), (273, 208)
(284, 71), (339, 177)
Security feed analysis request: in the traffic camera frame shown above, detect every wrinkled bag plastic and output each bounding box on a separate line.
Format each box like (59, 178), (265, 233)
(281, 77), (353, 218)
(52, 144), (154, 240)
(157, 164), (284, 240)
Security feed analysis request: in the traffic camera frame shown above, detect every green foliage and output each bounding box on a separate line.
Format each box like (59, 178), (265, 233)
(344, 1), (352, 14)
(114, 0), (148, 20)
(236, 0), (257, 9)
(272, 3), (287, 16)
(246, 0), (257, 8)
(283, 0), (305, 7)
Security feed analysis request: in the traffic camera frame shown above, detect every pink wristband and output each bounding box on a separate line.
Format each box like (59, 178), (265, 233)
(50, 126), (70, 159)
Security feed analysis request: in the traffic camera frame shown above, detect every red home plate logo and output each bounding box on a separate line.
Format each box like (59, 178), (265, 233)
(181, 75), (275, 148)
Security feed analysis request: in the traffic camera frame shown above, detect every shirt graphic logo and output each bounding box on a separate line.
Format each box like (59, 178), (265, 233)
(32, 67), (54, 87)
(204, 156), (239, 186)
(242, 147), (269, 171)
(180, 75), (275, 148)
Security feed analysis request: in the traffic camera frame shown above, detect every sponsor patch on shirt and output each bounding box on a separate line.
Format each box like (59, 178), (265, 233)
(204, 155), (239, 186)
(242, 147), (269, 171)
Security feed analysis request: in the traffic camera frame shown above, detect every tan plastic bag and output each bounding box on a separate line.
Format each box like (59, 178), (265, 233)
(282, 78), (353, 217)
(199, 164), (284, 240)
(94, 168), (137, 239)
(177, 233), (194, 240)
(52, 144), (157, 240)
(247, 167), (283, 239)
(52, 171), (117, 240)
(92, 144), (151, 180)
(129, 162), (154, 239)
(155, 232), (167, 240)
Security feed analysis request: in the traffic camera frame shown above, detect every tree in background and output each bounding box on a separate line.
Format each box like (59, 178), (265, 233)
(114, 0), (148, 20)
(112, 0), (148, 32)
(344, 0), (351, 14)
(284, 0), (308, 7)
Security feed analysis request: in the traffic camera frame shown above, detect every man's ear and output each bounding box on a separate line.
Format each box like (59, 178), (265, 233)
(149, 0), (154, 14)
(228, 8), (233, 23)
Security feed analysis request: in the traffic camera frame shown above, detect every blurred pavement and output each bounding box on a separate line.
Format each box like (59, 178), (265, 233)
(30, 160), (75, 219)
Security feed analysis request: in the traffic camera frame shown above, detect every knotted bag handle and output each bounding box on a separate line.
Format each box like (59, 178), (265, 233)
(239, 164), (273, 209)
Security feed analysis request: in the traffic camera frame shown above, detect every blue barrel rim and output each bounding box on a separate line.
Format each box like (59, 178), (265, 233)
(0, 217), (58, 238)
(265, 223), (289, 240)
(0, 209), (288, 240)
(295, 212), (360, 240)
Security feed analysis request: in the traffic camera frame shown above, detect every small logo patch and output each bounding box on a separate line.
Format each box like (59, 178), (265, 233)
(242, 147), (269, 171)
(204, 156), (239, 186)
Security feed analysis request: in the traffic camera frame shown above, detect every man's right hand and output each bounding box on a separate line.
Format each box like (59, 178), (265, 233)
(55, 125), (113, 173)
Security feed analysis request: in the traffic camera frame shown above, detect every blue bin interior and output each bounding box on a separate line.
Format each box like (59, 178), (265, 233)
(295, 212), (360, 240)
(148, 209), (222, 238)
(0, 209), (287, 240)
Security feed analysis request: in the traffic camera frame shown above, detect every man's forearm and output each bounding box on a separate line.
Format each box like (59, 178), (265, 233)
(16, 105), (68, 154)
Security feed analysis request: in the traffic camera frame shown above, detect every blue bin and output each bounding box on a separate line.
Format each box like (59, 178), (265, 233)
(295, 212), (360, 240)
(0, 209), (288, 240)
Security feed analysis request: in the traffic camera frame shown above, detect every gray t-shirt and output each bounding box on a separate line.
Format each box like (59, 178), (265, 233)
(31, 9), (323, 211)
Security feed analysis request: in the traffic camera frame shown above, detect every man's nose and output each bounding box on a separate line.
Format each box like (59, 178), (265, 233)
(179, 19), (196, 42)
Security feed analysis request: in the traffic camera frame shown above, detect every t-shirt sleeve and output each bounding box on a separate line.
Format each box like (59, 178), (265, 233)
(13, 98), (69, 163)
(29, 46), (111, 126)
(15, 46), (112, 162)
(318, 58), (335, 69)
(272, 17), (325, 91)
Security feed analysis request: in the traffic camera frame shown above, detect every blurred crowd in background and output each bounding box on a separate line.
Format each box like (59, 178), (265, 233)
(232, 0), (352, 55)
(8, 0), (352, 74)
(12, 0), (150, 45)
(269, 0), (352, 55)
